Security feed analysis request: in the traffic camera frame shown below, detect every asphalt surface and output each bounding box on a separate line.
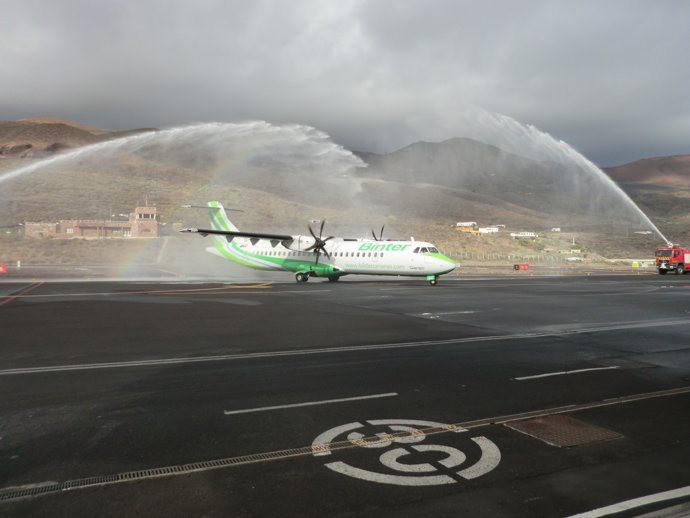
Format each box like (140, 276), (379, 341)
(1, 274), (690, 517)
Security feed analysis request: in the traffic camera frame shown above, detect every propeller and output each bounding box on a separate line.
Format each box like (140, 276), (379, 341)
(371, 225), (385, 241)
(306, 220), (333, 265)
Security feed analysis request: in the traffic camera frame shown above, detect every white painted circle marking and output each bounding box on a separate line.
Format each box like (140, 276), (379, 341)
(311, 419), (501, 486)
(380, 445), (467, 473)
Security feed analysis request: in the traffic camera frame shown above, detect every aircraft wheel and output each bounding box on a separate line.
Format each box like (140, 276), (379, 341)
(327, 275), (340, 282)
(429, 278), (438, 286)
(296, 273), (309, 283)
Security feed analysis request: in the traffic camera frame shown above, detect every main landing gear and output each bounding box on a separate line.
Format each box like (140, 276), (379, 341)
(295, 272), (309, 283)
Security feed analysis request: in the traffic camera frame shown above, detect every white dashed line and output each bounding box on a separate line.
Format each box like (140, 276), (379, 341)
(417, 311), (477, 317)
(514, 366), (620, 381)
(223, 392), (398, 415)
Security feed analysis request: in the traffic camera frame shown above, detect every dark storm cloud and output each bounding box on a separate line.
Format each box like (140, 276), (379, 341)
(1, 0), (688, 165)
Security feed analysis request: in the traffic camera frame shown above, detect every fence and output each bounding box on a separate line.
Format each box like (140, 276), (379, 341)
(446, 251), (580, 263)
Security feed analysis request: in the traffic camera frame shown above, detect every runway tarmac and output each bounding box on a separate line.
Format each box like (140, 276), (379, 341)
(1, 274), (690, 517)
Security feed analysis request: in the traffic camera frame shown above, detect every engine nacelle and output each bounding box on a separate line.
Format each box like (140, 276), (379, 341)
(282, 235), (317, 251)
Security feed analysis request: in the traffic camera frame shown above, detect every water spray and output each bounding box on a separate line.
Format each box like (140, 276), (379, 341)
(462, 109), (671, 245)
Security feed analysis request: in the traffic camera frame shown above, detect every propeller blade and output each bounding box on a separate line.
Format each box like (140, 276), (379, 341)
(371, 225), (385, 241)
(305, 221), (331, 264)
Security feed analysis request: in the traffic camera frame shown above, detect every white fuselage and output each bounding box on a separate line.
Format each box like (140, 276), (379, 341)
(211, 236), (456, 278)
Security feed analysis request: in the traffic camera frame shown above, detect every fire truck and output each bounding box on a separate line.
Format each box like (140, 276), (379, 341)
(655, 245), (690, 274)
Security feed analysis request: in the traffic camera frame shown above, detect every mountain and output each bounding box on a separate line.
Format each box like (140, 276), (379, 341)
(19, 117), (111, 134)
(604, 155), (690, 189)
(602, 155), (690, 245)
(0, 118), (155, 158)
(354, 137), (646, 230)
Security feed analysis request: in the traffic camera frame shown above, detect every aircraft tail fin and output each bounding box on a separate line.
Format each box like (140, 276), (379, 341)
(207, 201), (239, 232)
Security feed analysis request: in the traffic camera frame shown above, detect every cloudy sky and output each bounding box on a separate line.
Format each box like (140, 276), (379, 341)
(1, 0), (688, 166)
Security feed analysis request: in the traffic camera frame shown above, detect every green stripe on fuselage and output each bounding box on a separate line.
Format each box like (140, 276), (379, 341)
(217, 237), (334, 275)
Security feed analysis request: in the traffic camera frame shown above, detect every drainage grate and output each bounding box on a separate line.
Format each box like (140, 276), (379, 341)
(0, 483), (60, 501)
(505, 414), (622, 447)
(0, 425), (456, 503)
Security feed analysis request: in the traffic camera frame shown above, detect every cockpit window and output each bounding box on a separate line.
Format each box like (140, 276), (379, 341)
(413, 247), (420, 253)
(420, 247), (429, 253)
(428, 247), (439, 253)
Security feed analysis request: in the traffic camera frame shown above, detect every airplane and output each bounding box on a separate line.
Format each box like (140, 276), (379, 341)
(179, 201), (457, 285)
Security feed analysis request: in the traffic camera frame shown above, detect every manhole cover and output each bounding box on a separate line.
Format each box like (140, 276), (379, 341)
(506, 415), (622, 447)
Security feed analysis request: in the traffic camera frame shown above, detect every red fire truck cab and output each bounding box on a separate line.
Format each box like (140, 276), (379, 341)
(655, 246), (690, 275)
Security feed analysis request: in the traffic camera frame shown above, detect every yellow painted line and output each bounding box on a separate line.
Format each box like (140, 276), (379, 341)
(0, 281), (44, 307)
(147, 267), (187, 278)
(2, 283), (274, 300)
(223, 283), (272, 290)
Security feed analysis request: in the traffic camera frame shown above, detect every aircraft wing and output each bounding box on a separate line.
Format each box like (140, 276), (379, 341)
(179, 228), (293, 241)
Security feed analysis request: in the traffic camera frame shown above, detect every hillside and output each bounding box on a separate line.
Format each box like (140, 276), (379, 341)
(603, 155), (690, 245)
(355, 138), (660, 233)
(0, 118), (154, 158)
(19, 117), (112, 134)
(604, 155), (690, 188)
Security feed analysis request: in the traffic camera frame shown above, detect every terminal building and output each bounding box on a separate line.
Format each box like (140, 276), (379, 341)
(24, 204), (159, 239)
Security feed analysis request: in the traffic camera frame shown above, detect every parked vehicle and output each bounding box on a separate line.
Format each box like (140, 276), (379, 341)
(655, 245), (690, 274)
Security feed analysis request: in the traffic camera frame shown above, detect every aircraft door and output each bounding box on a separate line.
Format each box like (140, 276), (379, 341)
(410, 247), (424, 272)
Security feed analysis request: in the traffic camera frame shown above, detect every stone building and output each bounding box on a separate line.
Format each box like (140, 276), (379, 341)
(24, 205), (159, 239)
